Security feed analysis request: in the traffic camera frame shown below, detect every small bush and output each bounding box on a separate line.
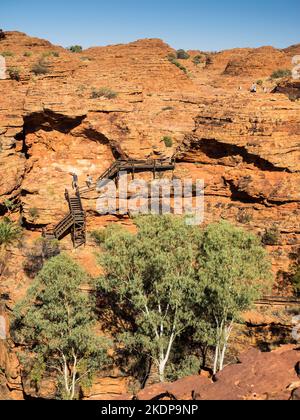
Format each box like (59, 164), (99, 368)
(42, 51), (59, 58)
(90, 230), (106, 245)
(167, 53), (176, 60)
(292, 268), (300, 296)
(28, 207), (39, 221)
(256, 79), (263, 86)
(193, 54), (204, 65)
(270, 69), (292, 79)
(262, 226), (280, 246)
(4, 200), (18, 213)
(237, 209), (253, 224)
(0, 51), (14, 57)
(31, 59), (50, 75)
(91, 87), (118, 99)
(68, 45), (83, 53)
(24, 52), (32, 57)
(166, 355), (200, 381)
(163, 136), (173, 148)
(176, 49), (190, 60)
(8, 67), (20, 81)
(0, 218), (22, 248)
(167, 56), (187, 74)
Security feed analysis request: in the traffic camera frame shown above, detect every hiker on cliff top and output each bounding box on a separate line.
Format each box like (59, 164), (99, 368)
(71, 172), (79, 190)
(86, 174), (93, 188)
(250, 83), (257, 93)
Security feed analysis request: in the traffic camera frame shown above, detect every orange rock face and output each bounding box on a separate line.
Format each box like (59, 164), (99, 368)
(131, 345), (300, 401)
(0, 30), (299, 400)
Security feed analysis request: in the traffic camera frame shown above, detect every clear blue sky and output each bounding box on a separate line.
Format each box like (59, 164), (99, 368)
(1, 0), (299, 51)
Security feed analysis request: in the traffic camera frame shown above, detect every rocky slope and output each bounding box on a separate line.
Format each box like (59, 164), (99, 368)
(0, 31), (299, 399)
(127, 345), (300, 401)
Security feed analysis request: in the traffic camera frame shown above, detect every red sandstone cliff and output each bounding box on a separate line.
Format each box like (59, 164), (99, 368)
(0, 31), (299, 400)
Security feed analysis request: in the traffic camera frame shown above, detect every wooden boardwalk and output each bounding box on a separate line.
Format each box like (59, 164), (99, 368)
(43, 158), (175, 248)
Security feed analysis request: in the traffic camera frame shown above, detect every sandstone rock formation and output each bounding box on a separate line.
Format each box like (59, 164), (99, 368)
(0, 30), (299, 400)
(131, 345), (300, 401)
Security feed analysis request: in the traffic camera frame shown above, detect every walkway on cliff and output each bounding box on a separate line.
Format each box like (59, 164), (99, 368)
(43, 158), (176, 248)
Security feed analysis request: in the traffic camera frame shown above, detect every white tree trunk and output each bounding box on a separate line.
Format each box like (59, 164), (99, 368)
(70, 352), (77, 400)
(213, 342), (219, 375)
(62, 354), (71, 399)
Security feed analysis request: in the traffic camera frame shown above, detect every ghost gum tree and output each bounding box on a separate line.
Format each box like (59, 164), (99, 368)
(13, 254), (110, 400)
(97, 216), (272, 381)
(97, 215), (202, 382)
(197, 222), (272, 374)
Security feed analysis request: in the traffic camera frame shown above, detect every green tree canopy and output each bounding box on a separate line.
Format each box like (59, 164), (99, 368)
(13, 254), (110, 400)
(196, 221), (272, 373)
(98, 215), (202, 382)
(98, 217), (272, 381)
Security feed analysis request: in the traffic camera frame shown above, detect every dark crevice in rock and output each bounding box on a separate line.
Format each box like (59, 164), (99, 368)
(0, 204), (7, 216)
(80, 128), (124, 159)
(180, 138), (292, 173)
(81, 128), (110, 145)
(23, 110), (86, 135)
(224, 179), (266, 205)
(225, 178), (299, 207)
(15, 129), (29, 159)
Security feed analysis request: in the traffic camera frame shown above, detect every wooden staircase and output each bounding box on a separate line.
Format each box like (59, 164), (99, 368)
(43, 189), (86, 248)
(43, 158), (175, 248)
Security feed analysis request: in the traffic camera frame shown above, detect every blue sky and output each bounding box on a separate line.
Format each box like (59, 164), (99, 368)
(1, 0), (299, 51)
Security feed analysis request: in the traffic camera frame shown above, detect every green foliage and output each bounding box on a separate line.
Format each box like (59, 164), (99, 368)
(167, 55), (188, 73)
(236, 209), (253, 224)
(166, 355), (200, 381)
(97, 215), (202, 382)
(68, 45), (83, 53)
(23, 51), (32, 57)
(256, 79), (264, 86)
(167, 53), (176, 60)
(97, 217), (272, 380)
(0, 51), (14, 57)
(270, 69), (292, 79)
(90, 229), (107, 246)
(13, 254), (110, 400)
(292, 268), (300, 295)
(196, 221), (272, 373)
(0, 218), (22, 277)
(192, 55), (204, 65)
(176, 49), (190, 60)
(3, 199), (18, 213)
(31, 59), (50, 75)
(0, 217), (22, 248)
(42, 51), (60, 58)
(262, 225), (280, 246)
(8, 67), (20, 81)
(162, 136), (173, 148)
(91, 87), (118, 99)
